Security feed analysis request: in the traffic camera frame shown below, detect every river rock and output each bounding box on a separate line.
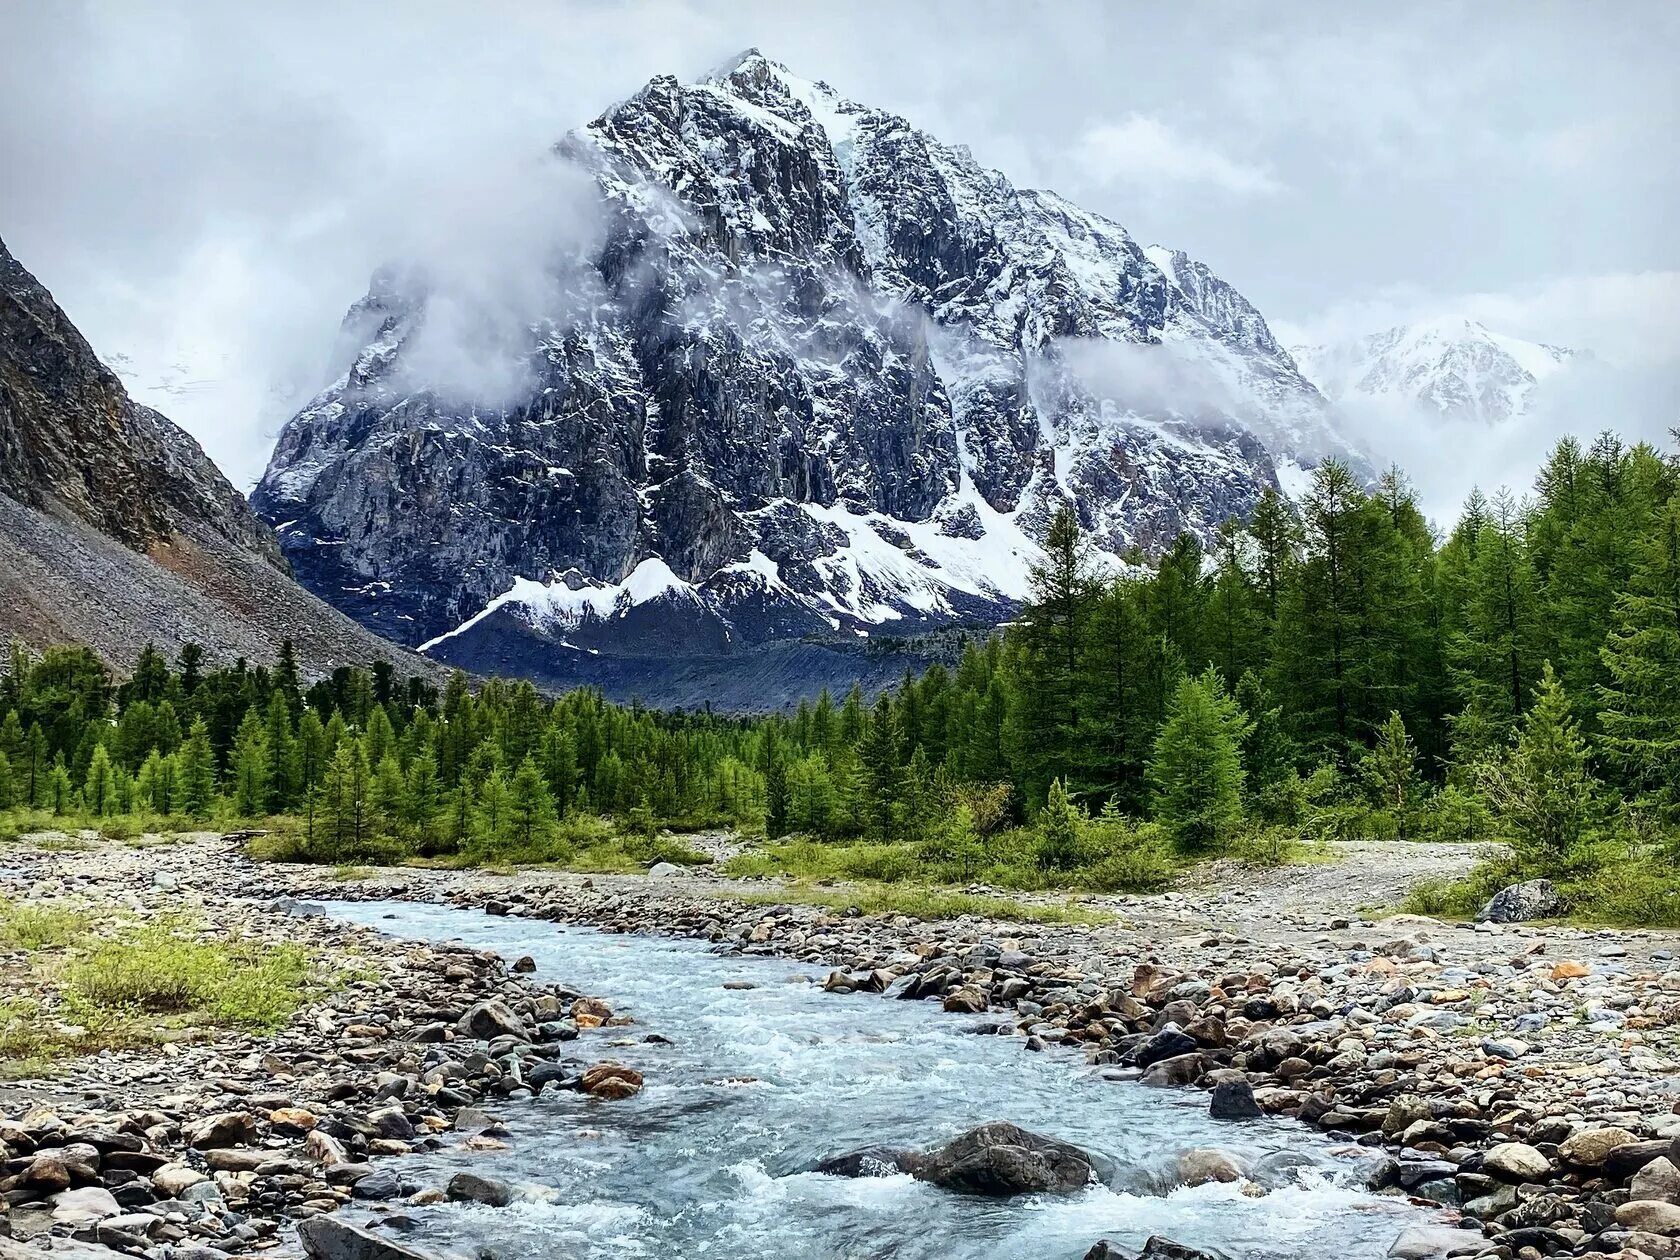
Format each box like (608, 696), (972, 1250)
(1482, 1141), (1551, 1181)
(813, 1145), (913, 1178)
(1387, 1224), (1482, 1258)
(1476, 879), (1563, 923)
(1209, 1078), (1262, 1120)
(188, 1111), (257, 1149)
(456, 999), (529, 1041)
(151, 1162), (208, 1196)
(295, 1215), (447, 1260)
(446, 1172), (513, 1207)
(1559, 1124), (1639, 1167)
(51, 1185), (121, 1224)
(1133, 1024), (1198, 1069)
(1633, 1157), (1680, 1204)
(1618, 1199), (1680, 1234)
(1176, 1147), (1244, 1187)
(912, 1122), (1094, 1196)
(579, 1062), (644, 1099)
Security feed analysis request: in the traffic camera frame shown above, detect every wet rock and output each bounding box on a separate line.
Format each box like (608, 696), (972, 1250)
(446, 1172), (513, 1207)
(579, 1062), (644, 1099)
(1132, 1023), (1198, 1069)
(813, 1145), (914, 1178)
(351, 1168), (411, 1201)
(1138, 1053), (1205, 1087)
(913, 1121), (1094, 1197)
(1476, 879), (1563, 923)
(1209, 1079), (1262, 1121)
(1176, 1147), (1245, 1187)
(942, 985), (988, 1014)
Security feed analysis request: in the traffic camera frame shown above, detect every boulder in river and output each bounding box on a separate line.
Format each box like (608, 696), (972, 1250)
(447, 1171), (513, 1207)
(1084, 1239), (1221, 1260)
(813, 1145), (914, 1178)
(579, 1061), (644, 1099)
(1208, 1078), (1262, 1121)
(1476, 879), (1563, 923)
(296, 1216), (453, 1260)
(456, 999), (530, 1041)
(912, 1121), (1095, 1196)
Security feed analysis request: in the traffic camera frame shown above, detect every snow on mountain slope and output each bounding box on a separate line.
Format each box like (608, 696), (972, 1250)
(1293, 316), (1579, 423)
(253, 49), (1368, 687)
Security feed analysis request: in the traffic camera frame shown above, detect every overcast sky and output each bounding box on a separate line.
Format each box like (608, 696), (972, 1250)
(2, 0), (1676, 496)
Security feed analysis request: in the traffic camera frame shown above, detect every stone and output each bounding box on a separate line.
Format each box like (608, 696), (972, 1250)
(23, 1151), (71, 1191)
(446, 1172), (513, 1207)
(1387, 1223), (1482, 1258)
(1550, 960), (1590, 980)
(1209, 1079), (1262, 1121)
(187, 1110), (259, 1150)
(912, 1122), (1095, 1196)
(1476, 879), (1563, 923)
(1482, 1141), (1551, 1181)
(1559, 1125), (1639, 1167)
(1633, 1157), (1680, 1205)
(1176, 1147), (1244, 1187)
(1618, 1199), (1680, 1234)
(50, 1185), (122, 1224)
(1133, 1023), (1198, 1069)
(151, 1162), (209, 1196)
(814, 1146), (914, 1178)
(295, 1215), (442, 1260)
(579, 1062), (644, 1100)
(648, 862), (683, 876)
(942, 986), (988, 1014)
(456, 999), (530, 1041)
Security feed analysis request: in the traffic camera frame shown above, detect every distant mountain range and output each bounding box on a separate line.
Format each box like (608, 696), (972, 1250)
(248, 50), (1367, 704)
(1291, 316), (1580, 423)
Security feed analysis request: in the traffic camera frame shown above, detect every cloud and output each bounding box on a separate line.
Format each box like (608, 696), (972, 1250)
(1071, 115), (1281, 196)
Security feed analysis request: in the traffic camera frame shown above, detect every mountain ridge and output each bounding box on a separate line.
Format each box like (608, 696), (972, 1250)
(253, 50), (1369, 699)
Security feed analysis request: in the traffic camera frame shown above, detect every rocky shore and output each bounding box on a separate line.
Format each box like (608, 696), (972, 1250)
(7, 834), (1680, 1259)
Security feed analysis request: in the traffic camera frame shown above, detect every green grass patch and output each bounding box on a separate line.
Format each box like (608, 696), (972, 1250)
(0, 899), (89, 951)
(64, 921), (312, 1032)
(729, 880), (1111, 926)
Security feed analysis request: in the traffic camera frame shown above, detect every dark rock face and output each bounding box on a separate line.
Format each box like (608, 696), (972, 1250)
(254, 51), (1366, 692)
(1477, 879), (1564, 924)
(820, 1121), (1098, 1197)
(294, 1216), (443, 1260)
(0, 236), (438, 680)
(0, 236), (279, 561)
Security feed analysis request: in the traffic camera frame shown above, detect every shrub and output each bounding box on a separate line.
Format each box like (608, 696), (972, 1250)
(0, 900), (88, 951)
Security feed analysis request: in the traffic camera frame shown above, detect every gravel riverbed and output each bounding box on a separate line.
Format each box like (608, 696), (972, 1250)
(5, 835), (1680, 1260)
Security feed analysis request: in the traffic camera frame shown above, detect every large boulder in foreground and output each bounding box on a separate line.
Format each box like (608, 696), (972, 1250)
(1476, 879), (1563, 923)
(1085, 1239), (1220, 1260)
(818, 1122), (1096, 1197)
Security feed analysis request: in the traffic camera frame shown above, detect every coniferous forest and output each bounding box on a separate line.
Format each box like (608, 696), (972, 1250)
(3, 432), (1678, 918)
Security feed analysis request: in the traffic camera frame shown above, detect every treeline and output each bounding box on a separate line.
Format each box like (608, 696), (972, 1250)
(0, 641), (767, 860)
(754, 431), (1680, 876)
(3, 430), (1676, 884)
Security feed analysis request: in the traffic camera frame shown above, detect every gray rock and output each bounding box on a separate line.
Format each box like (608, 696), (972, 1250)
(1209, 1078), (1262, 1120)
(1476, 879), (1563, 924)
(912, 1122), (1095, 1197)
(1387, 1223), (1482, 1258)
(296, 1216), (454, 1260)
(446, 1172), (513, 1208)
(456, 999), (530, 1042)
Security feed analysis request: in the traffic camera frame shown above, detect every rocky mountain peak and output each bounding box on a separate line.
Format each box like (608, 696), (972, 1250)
(252, 52), (1369, 701)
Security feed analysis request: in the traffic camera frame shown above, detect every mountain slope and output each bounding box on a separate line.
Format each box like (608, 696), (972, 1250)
(1292, 316), (1578, 423)
(254, 50), (1366, 694)
(0, 235), (438, 680)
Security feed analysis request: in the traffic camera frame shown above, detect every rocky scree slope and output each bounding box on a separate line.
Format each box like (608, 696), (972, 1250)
(254, 51), (1366, 695)
(0, 236), (436, 680)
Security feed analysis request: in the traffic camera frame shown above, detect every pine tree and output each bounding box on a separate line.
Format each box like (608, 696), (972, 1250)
(1361, 711), (1421, 838)
(1035, 777), (1082, 870)
(472, 766), (513, 853)
(229, 707), (271, 817)
(137, 749), (177, 814)
(370, 754), (406, 842)
(82, 744), (119, 817)
(0, 751), (12, 809)
(292, 709), (329, 797)
(1148, 668), (1250, 853)
(1477, 661), (1600, 873)
(264, 690), (295, 810)
(763, 750), (790, 839)
(1597, 492), (1680, 821)
(855, 693), (902, 843)
(403, 751), (443, 851)
(176, 719), (217, 818)
(508, 755), (556, 853)
(316, 739), (372, 857)
(46, 755), (73, 814)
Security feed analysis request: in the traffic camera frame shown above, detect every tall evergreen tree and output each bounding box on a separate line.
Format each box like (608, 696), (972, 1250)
(176, 719), (217, 818)
(1148, 669), (1249, 853)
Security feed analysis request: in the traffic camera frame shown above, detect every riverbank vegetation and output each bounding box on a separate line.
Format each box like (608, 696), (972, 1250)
(1, 432), (1677, 914)
(0, 897), (316, 1076)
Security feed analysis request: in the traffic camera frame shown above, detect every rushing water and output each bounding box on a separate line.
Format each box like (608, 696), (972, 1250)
(325, 901), (1433, 1259)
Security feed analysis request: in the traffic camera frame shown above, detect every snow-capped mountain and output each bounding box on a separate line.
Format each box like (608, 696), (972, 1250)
(253, 50), (1366, 696)
(1292, 316), (1578, 423)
